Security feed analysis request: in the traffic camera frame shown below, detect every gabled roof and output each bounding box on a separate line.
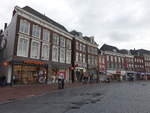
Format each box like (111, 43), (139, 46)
(100, 44), (119, 52)
(22, 6), (68, 32)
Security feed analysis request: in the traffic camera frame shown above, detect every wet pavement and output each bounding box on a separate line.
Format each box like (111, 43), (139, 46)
(0, 81), (150, 113)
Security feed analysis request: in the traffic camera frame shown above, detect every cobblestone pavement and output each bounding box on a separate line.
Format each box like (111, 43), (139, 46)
(0, 81), (150, 113)
(0, 82), (83, 103)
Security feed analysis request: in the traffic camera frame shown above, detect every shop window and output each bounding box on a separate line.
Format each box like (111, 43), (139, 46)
(17, 35), (29, 57)
(43, 29), (50, 42)
(19, 19), (30, 35)
(53, 33), (59, 45)
(41, 44), (49, 60)
(30, 40), (40, 59)
(52, 45), (59, 62)
(66, 50), (71, 64)
(59, 48), (65, 63)
(32, 24), (41, 38)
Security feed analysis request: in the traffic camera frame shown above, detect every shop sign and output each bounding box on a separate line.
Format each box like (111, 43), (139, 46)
(24, 60), (45, 65)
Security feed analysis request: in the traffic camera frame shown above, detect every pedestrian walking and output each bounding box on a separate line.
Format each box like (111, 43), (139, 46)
(58, 73), (64, 89)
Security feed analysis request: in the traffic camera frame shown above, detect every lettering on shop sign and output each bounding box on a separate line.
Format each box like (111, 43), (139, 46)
(23, 60), (45, 65)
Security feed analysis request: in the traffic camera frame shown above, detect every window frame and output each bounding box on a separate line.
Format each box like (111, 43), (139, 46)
(41, 43), (49, 60)
(30, 40), (41, 59)
(17, 35), (29, 57)
(19, 19), (30, 35)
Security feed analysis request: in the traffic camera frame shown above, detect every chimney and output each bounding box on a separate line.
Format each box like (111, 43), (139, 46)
(4, 23), (7, 30)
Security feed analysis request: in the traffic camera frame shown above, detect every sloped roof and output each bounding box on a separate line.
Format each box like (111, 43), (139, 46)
(22, 6), (68, 32)
(119, 49), (129, 54)
(130, 49), (150, 56)
(100, 44), (119, 52)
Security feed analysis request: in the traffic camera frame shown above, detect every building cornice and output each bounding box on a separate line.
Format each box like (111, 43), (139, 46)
(15, 6), (73, 40)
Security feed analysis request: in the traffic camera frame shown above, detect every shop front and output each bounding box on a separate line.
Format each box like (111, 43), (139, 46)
(74, 63), (87, 82)
(12, 59), (48, 85)
(50, 63), (72, 83)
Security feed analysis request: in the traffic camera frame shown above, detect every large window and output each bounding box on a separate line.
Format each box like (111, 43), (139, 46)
(66, 50), (71, 64)
(32, 25), (41, 38)
(19, 19), (30, 34)
(60, 36), (65, 47)
(43, 29), (50, 42)
(30, 40), (40, 59)
(41, 44), (49, 60)
(60, 48), (65, 63)
(17, 35), (29, 57)
(66, 39), (71, 49)
(53, 33), (59, 45)
(52, 45), (59, 62)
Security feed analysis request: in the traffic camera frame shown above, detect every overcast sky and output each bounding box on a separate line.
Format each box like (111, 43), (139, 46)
(0, 0), (150, 50)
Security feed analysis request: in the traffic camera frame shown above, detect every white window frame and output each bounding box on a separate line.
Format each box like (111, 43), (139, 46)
(66, 50), (71, 64)
(60, 36), (65, 47)
(43, 29), (50, 42)
(53, 33), (59, 45)
(32, 24), (41, 39)
(17, 35), (29, 57)
(52, 45), (59, 62)
(30, 40), (40, 59)
(76, 52), (79, 62)
(83, 54), (86, 63)
(19, 19), (30, 35)
(59, 48), (65, 63)
(41, 43), (49, 60)
(66, 39), (71, 49)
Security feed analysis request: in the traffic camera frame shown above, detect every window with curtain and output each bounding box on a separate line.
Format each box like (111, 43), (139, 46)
(32, 24), (41, 38)
(41, 44), (49, 60)
(60, 36), (65, 47)
(17, 35), (29, 57)
(19, 19), (30, 34)
(43, 29), (50, 42)
(30, 40), (40, 59)
(53, 33), (59, 45)
(66, 50), (71, 64)
(52, 45), (59, 62)
(66, 39), (71, 49)
(59, 48), (65, 63)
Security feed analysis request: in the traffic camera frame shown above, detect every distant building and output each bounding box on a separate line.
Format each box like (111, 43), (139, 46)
(130, 49), (150, 80)
(99, 44), (134, 80)
(70, 30), (98, 82)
